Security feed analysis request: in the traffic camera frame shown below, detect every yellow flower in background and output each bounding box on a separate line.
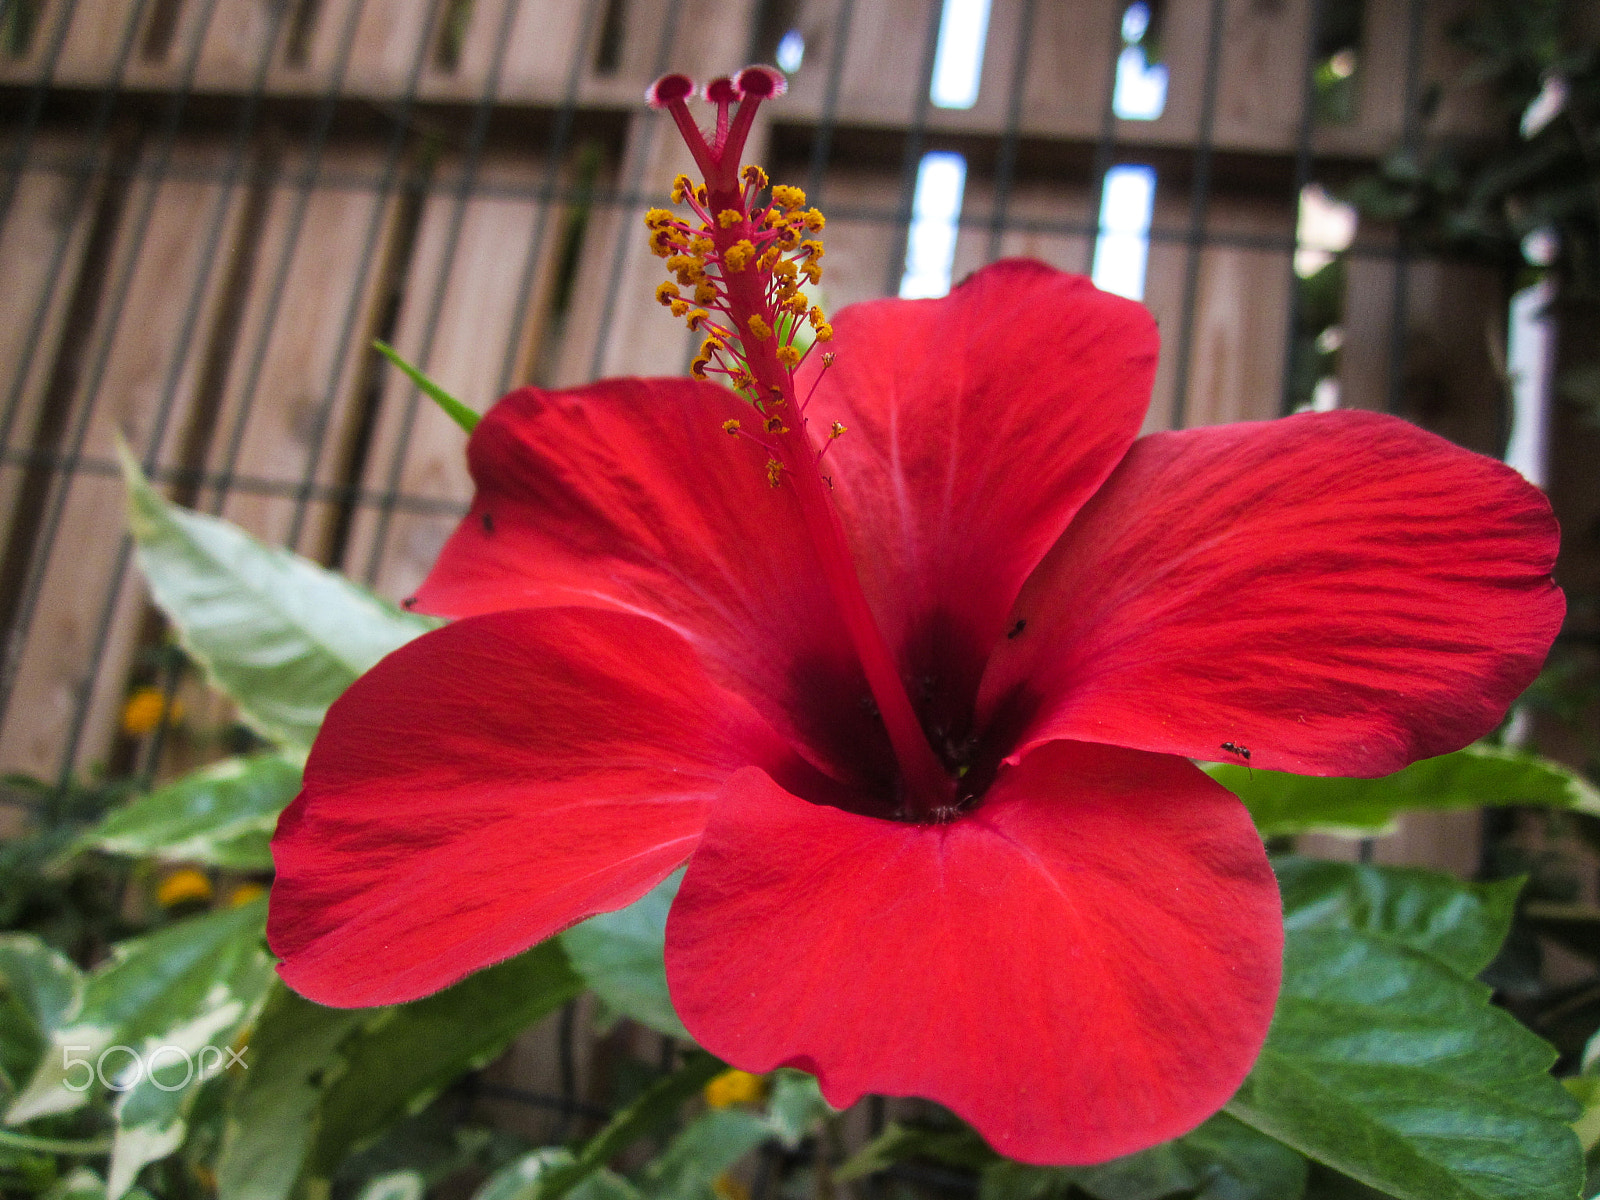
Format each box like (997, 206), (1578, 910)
(120, 686), (183, 736)
(228, 882), (267, 908)
(704, 1068), (766, 1109)
(157, 868), (213, 908)
(713, 1174), (751, 1200)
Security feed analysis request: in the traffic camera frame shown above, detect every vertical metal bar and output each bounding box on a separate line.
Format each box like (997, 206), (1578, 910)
(1165, 0), (1230, 431)
(804, 0), (856, 203)
(1385, 0), (1426, 416)
(495, 0), (605, 396)
(585, 0), (688, 383)
(360, 0), (528, 585)
(881, 0), (949, 298)
(280, 0), (452, 551)
(986, 0), (1036, 263)
(1277, 0), (1326, 416)
(204, 0), (379, 515)
(1086, 0), (1129, 275)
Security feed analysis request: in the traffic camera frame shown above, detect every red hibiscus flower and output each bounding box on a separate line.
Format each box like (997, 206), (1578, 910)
(268, 68), (1563, 1165)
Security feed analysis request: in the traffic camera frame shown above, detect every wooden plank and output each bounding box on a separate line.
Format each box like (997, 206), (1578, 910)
(0, 139), (250, 781)
(340, 153), (564, 602)
(0, 136), (103, 544)
(1212, 0), (1311, 153)
(198, 143), (399, 559)
(1014, 0), (1122, 143)
(30, 0), (140, 88)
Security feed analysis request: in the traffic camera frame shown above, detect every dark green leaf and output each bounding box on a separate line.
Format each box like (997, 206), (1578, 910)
(308, 941), (582, 1176)
(1228, 862), (1582, 1200)
(529, 1053), (727, 1200)
(562, 871), (686, 1038)
(1275, 856), (1522, 977)
(835, 1122), (995, 1183)
(76, 754), (300, 870)
(121, 445), (437, 753)
(214, 984), (367, 1200)
(1210, 744), (1600, 838)
(978, 1114), (1306, 1200)
(765, 1069), (832, 1150)
(374, 341), (480, 434)
(641, 1107), (772, 1200)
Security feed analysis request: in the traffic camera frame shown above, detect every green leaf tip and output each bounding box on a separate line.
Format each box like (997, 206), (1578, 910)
(373, 340), (479, 434)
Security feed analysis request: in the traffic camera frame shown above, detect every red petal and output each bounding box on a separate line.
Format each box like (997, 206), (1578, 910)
(413, 379), (890, 789)
(665, 742), (1281, 1165)
(800, 262), (1155, 737)
(269, 607), (798, 1007)
(979, 410), (1564, 776)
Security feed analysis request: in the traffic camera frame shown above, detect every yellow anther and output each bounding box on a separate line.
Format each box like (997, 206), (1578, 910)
(776, 344), (801, 367)
(765, 208), (787, 228)
(771, 184), (806, 210)
(665, 253), (702, 274)
(732, 371), (755, 389)
(694, 281), (719, 305)
(723, 240), (756, 272)
(813, 322), (833, 341)
(808, 305), (827, 328)
(741, 164), (769, 190)
(765, 458), (783, 487)
(799, 239), (824, 260)
(830, 421), (847, 439)
(689, 234), (714, 255)
(690, 356), (710, 380)
(783, 293), (809, 314)
(671, 174), (695, 203)
(695, 185), (708, 204)
(669, 299), (691, 318)
(648, 229), (678, 257)
(822, 352), (836, 367)
(757, 246), (781, 271)
(764, 415), (789, 434)
(700, 334), (725, 358)
(803, 208), (825, 231)
(717, 209), (744, 229)
(776, 225), (802, 249)
(802, 261), (823, 284)
(656, 281), (681, 305)
(677, 266), (705, 286)
(722, 419), (742, 435)
(772, 259), (798, 283)
(686, 308), (712, 330)
(747, 314), (773, 341)
(644, 207), (675, 230)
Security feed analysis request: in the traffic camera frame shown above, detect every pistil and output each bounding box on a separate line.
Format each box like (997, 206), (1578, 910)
(645, 68), (954, 818)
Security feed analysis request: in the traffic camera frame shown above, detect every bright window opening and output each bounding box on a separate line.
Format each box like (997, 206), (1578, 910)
(1091, 164), (1156, 301)
(899, 151), (968, 299)
(1505, 279), (1554, 486)
(1113, 2), (1167, 120)
(1294, 183), (1357, 277)
(930, 0), (992, 109)
(776, 28), (805, 74)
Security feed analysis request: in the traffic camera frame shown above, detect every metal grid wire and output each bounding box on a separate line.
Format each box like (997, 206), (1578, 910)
(0, 0), (1508, 1136)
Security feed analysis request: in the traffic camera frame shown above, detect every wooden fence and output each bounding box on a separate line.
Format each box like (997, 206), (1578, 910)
(0, 0), (1516, 876)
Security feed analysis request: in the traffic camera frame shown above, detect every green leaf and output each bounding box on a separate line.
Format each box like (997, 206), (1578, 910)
(528, 1053), (727, 1200)
(765, 1069), (832, 1150)
(1276, 856), (1522, 977)
(1227, 860), (1583, 1200)
(975, 1115), (1304, 1200)
(561, 871), (687, 1039)
(307, 941), (582, 1177)
(641, 1107), (773, 1200)
(835, 1122), (995, 1183)
(76, 754), (300, 870)
(214, 985), (367, 1200)
(373, 340), (479, 434)
(120, 445), (438, 754)
(0, 935), (84, 1106)
(1210, 743), (1600, 838)
(353, 1172), (427, 1200)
